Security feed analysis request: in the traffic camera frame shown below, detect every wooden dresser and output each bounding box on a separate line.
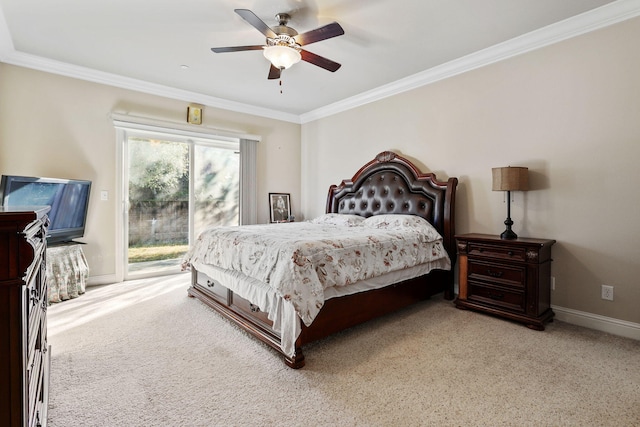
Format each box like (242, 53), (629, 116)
(0, 207), (51, 427)
(455, 233), (555, 330)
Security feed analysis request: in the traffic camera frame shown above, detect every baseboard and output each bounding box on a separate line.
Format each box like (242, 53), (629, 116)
(552, 305), (640, 341)
(86, 274), (118, 286)
(86, 270), (188, 287)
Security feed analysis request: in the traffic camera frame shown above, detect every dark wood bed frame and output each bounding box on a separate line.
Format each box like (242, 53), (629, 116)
(187, 151), (458, 368)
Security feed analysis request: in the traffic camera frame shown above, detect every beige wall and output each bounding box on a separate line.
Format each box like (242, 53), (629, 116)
(1, 17), (638, 327)
(302, 18), (640, 324)
(0, 65), (301, 281)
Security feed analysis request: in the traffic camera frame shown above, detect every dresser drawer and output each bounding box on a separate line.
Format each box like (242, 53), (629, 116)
(468, 260), (525, 289)
(24, 225), (46, 283)
(468, 282), (525, 313)
(26, 282), (41, 313)
(40, 309), (48, 351)
(195, 271), (229, 303)
(28, 303), (42, 357)
(468, 242), (526, 262)
(28, 348), (43, 421)
(26, 261), (44, 315)
(231, 293), (273, 328)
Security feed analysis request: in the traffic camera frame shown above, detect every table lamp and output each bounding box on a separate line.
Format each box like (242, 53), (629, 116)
(492, 166), (529, 239)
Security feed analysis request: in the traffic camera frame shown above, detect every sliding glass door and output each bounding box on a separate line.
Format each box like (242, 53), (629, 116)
(124, 134), (239, 278)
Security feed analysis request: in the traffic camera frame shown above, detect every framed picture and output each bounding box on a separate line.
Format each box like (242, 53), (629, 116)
(269, 193), (291, 223)
(187, 106), (202, 125)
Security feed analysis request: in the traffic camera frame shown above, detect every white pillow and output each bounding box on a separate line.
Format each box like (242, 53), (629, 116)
(362, 215), (441, 240)
(308, 213), (365, 227)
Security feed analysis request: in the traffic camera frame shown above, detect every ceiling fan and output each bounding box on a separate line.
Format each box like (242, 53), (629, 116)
(211, 9), (344, 80)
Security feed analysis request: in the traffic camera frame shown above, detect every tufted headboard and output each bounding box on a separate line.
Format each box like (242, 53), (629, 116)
(325, 151), (458, 259)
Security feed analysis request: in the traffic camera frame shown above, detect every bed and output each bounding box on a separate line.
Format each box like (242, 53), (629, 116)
(183, 151), (458, 368)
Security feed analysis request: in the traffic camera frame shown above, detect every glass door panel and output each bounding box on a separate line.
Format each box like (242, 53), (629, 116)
(193, 145), (240, 238)
(127, 137), (189, 276)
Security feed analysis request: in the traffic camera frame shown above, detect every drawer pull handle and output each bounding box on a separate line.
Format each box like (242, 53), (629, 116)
(30, 288), (39, 305)
(249, 303), (261, 313)
(486, 269), (503, 278)
(488, 292), (504, 300)
(206, 280), (215, 288)
(507, 251), (514, 256)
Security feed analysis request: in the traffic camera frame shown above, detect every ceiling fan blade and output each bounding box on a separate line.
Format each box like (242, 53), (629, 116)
(268, 64), (281, 80)
(211, 45), (265, 53)
(234, 9), (277, 38)
(300, 49), (341, 72)
(295, 22), (344, 46)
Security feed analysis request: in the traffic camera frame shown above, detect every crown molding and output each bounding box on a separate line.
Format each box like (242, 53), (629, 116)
(299, 0), (640, 123)
(2, 0), (639, 125)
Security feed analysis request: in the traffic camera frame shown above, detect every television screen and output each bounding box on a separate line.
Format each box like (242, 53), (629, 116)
(0, 175), (91, 244)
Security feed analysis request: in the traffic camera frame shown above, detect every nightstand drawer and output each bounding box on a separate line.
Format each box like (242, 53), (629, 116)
(468, 282), (525, 313)
(468, 243), (526, 262)
(468, 260), (525, 289)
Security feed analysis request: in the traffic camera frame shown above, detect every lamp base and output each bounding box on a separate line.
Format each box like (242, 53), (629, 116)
(500, 228), (518, 240)
(500, 215), (518, 240)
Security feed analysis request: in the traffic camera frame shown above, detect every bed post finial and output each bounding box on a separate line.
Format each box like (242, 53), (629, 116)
(376, 151), (397, 163)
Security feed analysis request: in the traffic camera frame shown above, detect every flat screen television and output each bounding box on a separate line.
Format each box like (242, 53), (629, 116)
(0, 175), (92, 245)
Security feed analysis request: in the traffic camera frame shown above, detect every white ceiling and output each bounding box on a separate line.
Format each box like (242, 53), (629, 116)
(1, 0), (637, 123)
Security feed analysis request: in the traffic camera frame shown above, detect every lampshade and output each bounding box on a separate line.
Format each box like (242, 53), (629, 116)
(263, 45), (301, 70)
(492, 167), (529, 192)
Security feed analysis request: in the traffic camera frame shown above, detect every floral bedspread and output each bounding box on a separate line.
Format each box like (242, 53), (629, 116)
(181, 214), (450, 326)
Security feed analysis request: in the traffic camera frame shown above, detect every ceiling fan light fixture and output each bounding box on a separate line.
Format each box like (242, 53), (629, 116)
(263, 45), (301, 70)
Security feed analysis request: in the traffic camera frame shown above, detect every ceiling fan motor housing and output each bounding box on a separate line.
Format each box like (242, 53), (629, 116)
(267, 13), (300, 50)
(272, 13), (298, 36)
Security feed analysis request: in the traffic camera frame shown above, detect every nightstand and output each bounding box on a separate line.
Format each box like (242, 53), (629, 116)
(454, 233), (556, 330)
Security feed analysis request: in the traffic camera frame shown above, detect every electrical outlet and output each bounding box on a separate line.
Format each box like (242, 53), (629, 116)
(100, 190), (108, 201)
(601, 284), (614, 301)
(551, 277), (556, 291)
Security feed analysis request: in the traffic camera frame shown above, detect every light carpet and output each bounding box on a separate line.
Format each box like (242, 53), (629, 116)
(47, 274), (640, 426)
